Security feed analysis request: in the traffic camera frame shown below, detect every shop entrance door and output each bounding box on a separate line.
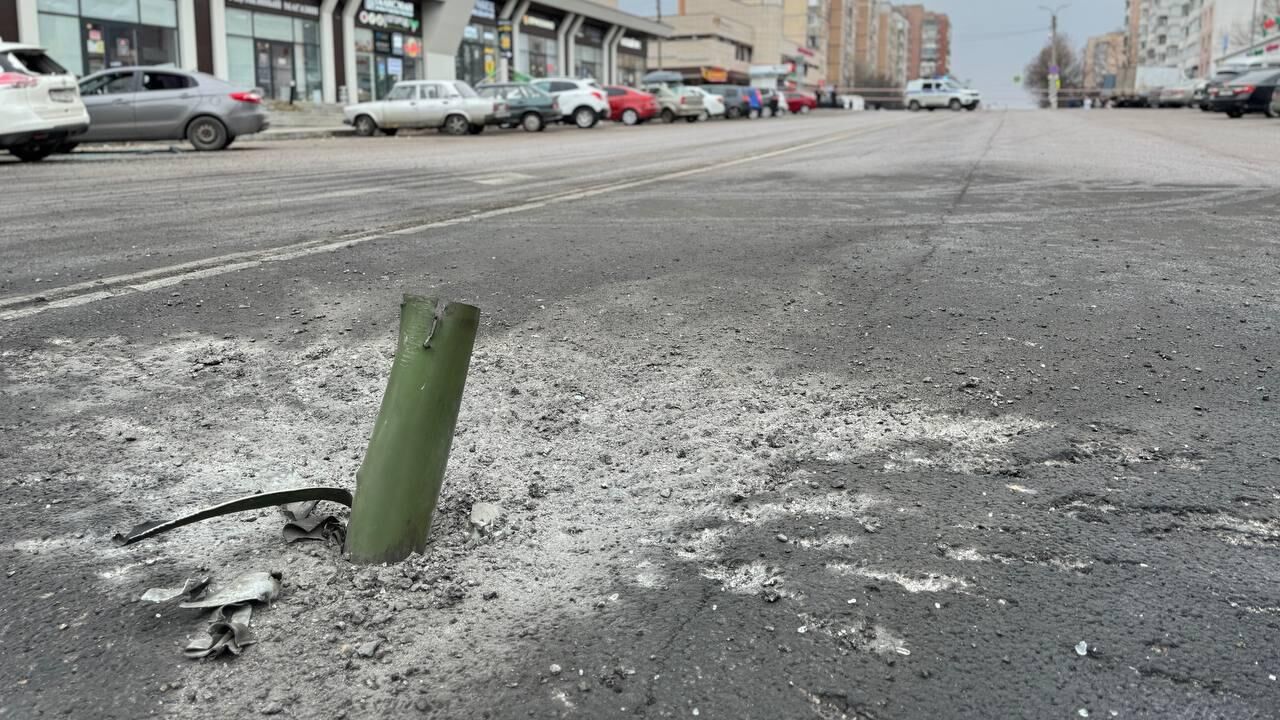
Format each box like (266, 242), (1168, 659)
(255, 40), (294, 101)
(456, 42), (484, 86)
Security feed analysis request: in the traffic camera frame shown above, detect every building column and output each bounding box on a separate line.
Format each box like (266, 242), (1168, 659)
(497, 0), (530, 82)
(16, 0), (39, 44)
(320, 0), (340, 103)
(556, 13), (577, 78)
(562, 14), (584, 78)
(602, 25), (622, 83)
(422, 0), (475, 80)
(210, 0), (228, 78)
(342, 0), (360, 103)
(178, 0), (197, 69)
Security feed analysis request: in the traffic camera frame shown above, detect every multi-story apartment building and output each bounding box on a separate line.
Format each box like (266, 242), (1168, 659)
(1125, 0), (1272, 77)
(1083, 31), (1126, 89)
(896, 3), (947, 80)
(874, 4), (908, 87)
(825, 0), (858, 87)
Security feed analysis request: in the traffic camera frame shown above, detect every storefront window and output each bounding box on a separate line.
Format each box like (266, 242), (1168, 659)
(227, 5), (323, 102)
(574, 45), (602, 80)
(518, 36), (557, 78)
(618, 53), (645, 87)
(36, 0), (178, 75)
(353, 6), (423, 104)
(455, 23), (496, 86)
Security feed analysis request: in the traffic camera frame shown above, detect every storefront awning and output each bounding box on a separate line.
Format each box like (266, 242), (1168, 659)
(529, 0), (672, 38)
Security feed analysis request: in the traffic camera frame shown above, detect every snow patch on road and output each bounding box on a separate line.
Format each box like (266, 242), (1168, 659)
(828, 564), (969, 593)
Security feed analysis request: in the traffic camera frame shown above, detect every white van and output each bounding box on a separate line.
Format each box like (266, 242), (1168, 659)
(904, 78), (981, 112)
(0, 42), (90, 162)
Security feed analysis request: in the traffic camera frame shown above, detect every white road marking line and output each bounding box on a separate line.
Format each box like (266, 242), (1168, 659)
(1, 126), (879, 323)
(464, 172), (535, 185)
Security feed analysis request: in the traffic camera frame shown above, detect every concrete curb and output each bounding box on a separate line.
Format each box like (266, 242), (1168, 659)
(242, 126), (355, 142)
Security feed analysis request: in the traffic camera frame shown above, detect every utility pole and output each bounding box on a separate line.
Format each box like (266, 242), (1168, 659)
(656, 0), (663, 70)
(1040, 3), (1069, 109)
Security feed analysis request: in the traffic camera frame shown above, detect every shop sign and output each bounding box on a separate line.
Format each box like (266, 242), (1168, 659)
(392, 31), (404, 55)
(404, 37), (422, 57)
(387, 57), (403, 76)
(360, 0), (419, 32)
(749, 64), (789, 77)
(472, 0), (496, 20)
(484, 52), (495, 75)
(229, 0), (320, 16)
(463, 25), (479, 40)
(619, 36), (643, 51)
(522, 14), (556, 31)
(497, 20), (513, 60)
(374, 31), (392, 54)
(700, 67), (727, 82)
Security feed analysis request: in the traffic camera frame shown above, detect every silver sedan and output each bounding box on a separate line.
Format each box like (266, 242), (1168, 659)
(73, 67), (269, 151)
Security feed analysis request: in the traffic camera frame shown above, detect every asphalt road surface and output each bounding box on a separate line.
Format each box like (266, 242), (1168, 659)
(1, 110), (1277, 720)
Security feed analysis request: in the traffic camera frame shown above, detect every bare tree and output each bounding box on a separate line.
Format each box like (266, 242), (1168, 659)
(1229, 0), (1280, 48)
(1023, 34), (1084, 107)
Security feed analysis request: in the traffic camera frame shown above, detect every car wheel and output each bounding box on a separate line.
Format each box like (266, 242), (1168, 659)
(380, 128), (399, 136)
(799, 105), (810, 114)
(748, 108), (760, 119)
(1266, 103), (1279, 119)
(660, 108), (675, 123)
(9, 143), (55, 162)
(187, 116), (230, 151)
(965, 103), (977, 111)
(621, 108), (639, 125)
(573, 106), (597, 128)
(1226, 109), (1243, 118)
(444, 114), (470, 135)
(521, 112), (544, 132)
(908, 100), (920, 111)
(727, 106), (742, 119)
(354, 115), (377, 136)
(685, 115), (699, 123)
(698, 110), (710, 121)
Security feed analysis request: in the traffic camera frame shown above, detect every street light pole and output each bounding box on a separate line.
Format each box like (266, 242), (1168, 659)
(656, 0), (663, 70)
(1040, 3), (1069, 109)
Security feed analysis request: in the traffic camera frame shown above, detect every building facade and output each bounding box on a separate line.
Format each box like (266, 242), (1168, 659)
(896, 3), (946, 80)
(824, 0), (855, 87)
(873, 2), (905, 86)
(645, 0), (827, 89)
(1123, 0), (1274, 77)
(1083, 30), (1125, 90)
(3, 0), (667, 104)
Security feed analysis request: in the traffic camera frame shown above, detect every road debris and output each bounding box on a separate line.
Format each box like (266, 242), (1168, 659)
(140, 576), (211, 603)
(1075, 641), (1088, 656)
(468, 502), (503, 541)
(184, 604), (257, 659)
(112, 487), (353, 546)
(281, 502), (345, 544)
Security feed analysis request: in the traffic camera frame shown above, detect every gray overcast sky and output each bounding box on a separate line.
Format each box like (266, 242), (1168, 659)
(927, 0), (1122, 106)
(619, 0), (1123, 106)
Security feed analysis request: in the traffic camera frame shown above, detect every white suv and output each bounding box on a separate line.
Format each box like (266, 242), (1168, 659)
(0, 42), (89, 162)
(530, 78), (610, 128)
(904, 78), (980, 112)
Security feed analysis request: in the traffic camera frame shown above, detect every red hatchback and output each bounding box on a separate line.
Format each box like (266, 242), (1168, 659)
(785, 91), (817, 114)
(604, 86), (659, 125)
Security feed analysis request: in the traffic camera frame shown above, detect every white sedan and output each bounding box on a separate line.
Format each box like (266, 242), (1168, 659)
(344, 80), (496, 136)
(686, 86), (726, 119)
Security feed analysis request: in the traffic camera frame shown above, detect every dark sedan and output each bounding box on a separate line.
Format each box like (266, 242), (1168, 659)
(1209, 69), (1280, 118)
(75, 67), (267, 151)
(701, 85), (752, 119)
(475, 83), (559, 132)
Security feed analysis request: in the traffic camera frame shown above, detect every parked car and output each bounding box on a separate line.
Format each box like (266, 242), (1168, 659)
(758, 88), (782, 117)
(641, 84), (705, 123)
(530, 78), (610, 128)
(1202, 57), (1280, 110)
(476, 82), (558, 132)
(685, 86), (725, 119)
(603, 85), (659, 125)
(1156, 80), (1198, 107)
(1209, 69), (1280, 118)
(785, 91), (817, 114)
(345, 80), (493, 136)
(904, 77), (981, 111)
(0, 42), (89, 162)
(701, 84), (752, 119)
(74, 67), (267, 151)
